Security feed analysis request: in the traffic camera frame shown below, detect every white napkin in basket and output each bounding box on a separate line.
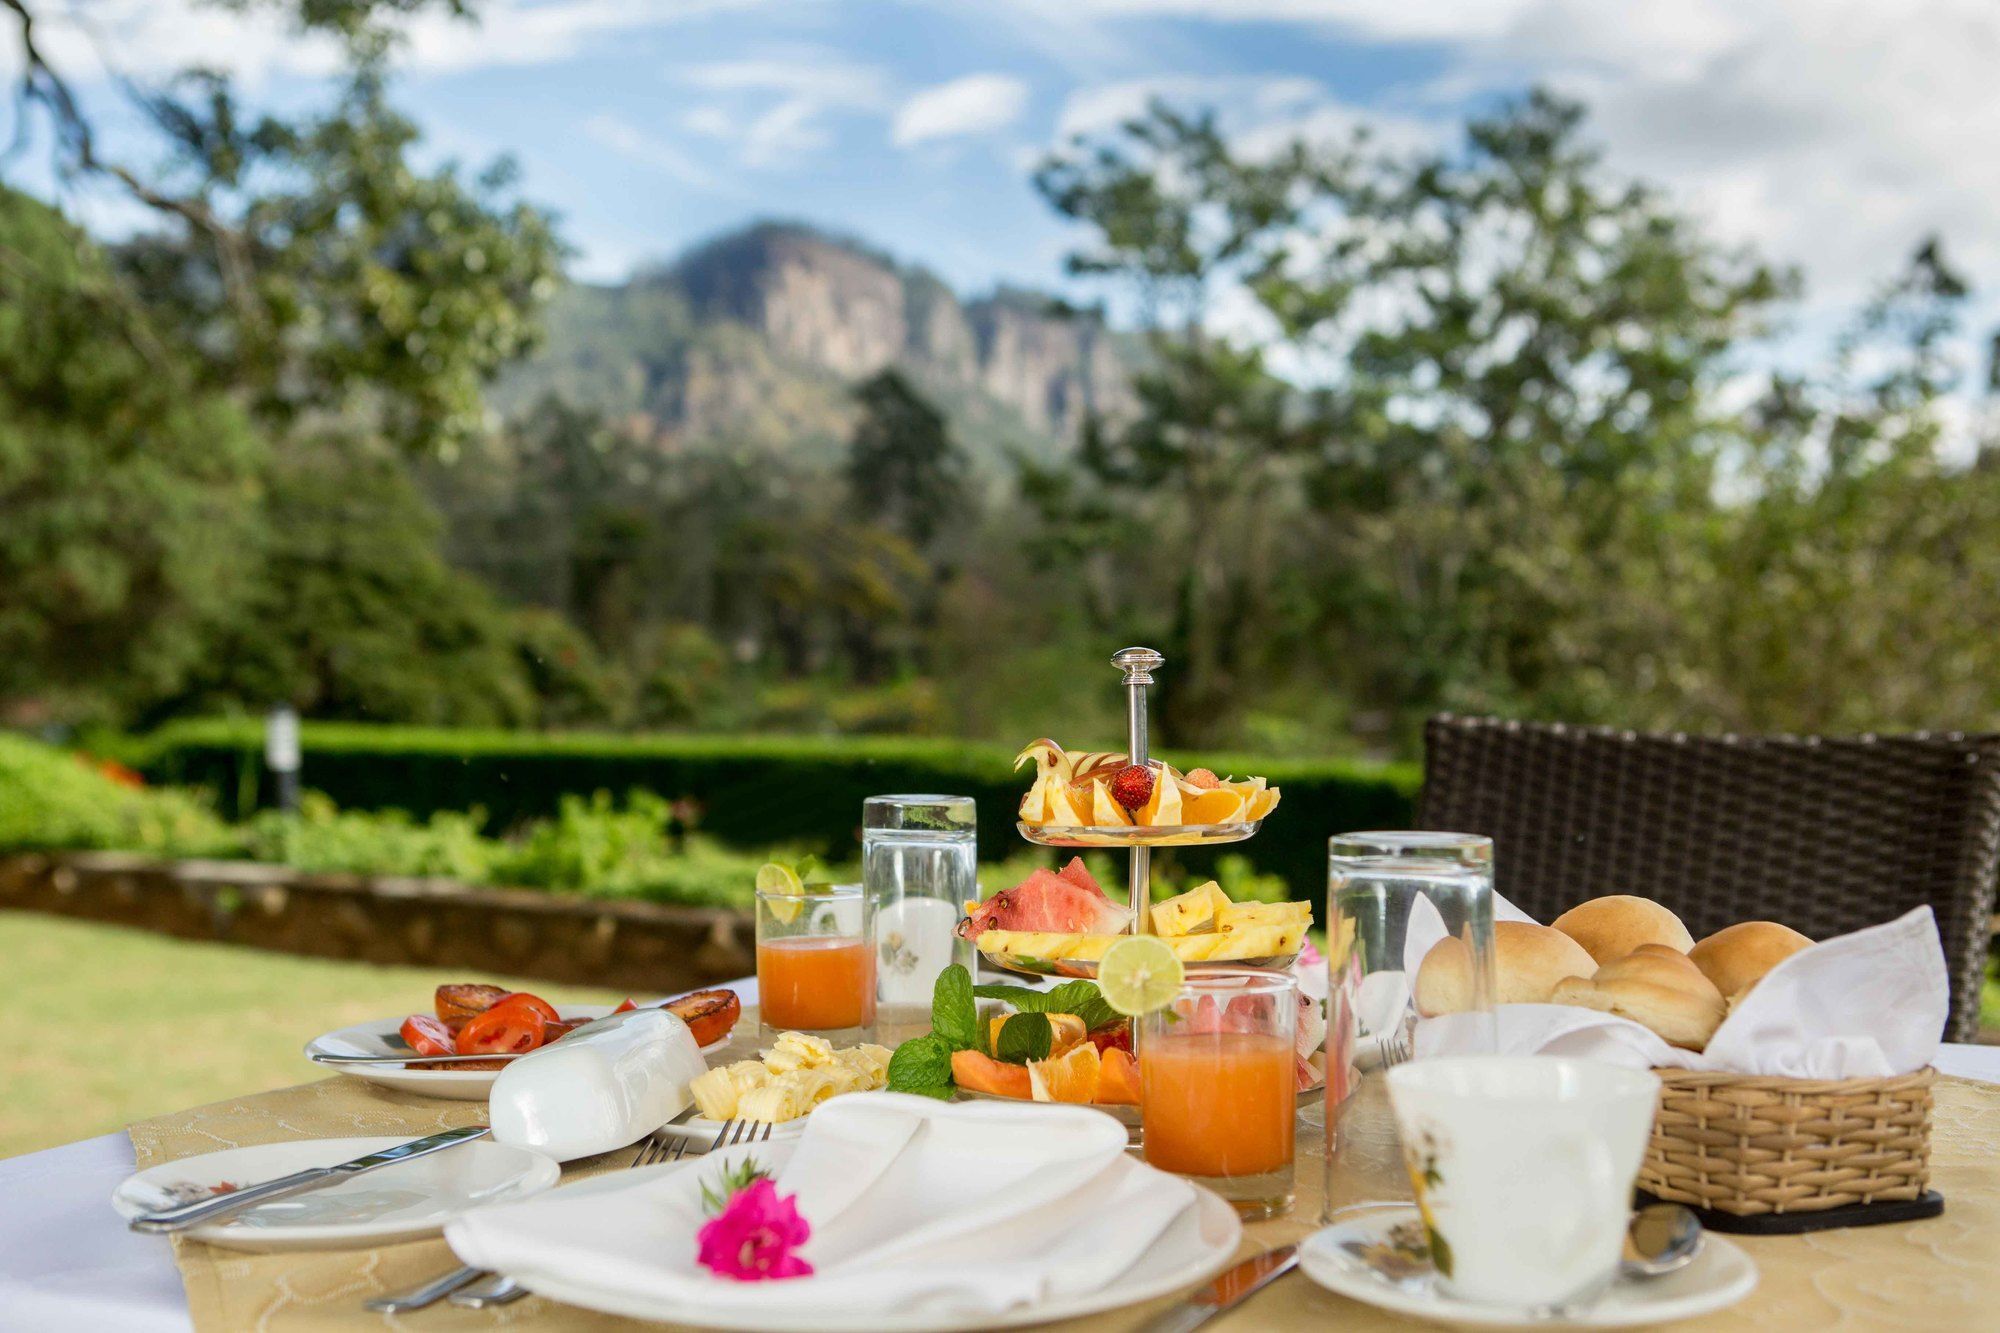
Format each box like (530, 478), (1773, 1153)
(1411, 901), (1947, 1077)
(445, 1092), (1212, 1320)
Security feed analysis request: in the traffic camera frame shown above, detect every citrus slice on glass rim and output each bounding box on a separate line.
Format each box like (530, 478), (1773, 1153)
(1098, 934), (1186, 1016)
(756, 861), (806, 924)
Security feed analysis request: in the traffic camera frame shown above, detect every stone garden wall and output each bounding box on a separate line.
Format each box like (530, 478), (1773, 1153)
(0, 852), (753, 991)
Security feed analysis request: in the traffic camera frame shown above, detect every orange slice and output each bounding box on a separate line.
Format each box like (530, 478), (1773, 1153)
(1182, 787), (1246, 825)
(1028, 1042), (1102, 1103)
(1137, 768), (1183, 826)
(1243, 786), (1281, 820)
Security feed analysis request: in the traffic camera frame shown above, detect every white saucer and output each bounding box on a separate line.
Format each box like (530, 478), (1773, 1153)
(305, 1005), (727, 1100)
(113, 1136), (559, 1252)
(1298, 1205), (1757, 1328)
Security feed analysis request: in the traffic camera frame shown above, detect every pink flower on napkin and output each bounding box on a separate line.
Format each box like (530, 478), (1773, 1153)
(696, 1179), (813, 1281)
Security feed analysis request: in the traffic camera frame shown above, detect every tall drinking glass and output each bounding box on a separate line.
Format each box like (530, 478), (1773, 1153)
(864, 795), (977, 1009)
(1323, 832), (1495, 1220)
(756, 882), (874, 1041)
(1140, 968), (1298, 1220)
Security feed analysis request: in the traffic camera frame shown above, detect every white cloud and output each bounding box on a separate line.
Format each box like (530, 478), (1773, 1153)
(1054, 74), (1436, 157)
(582, 113), (737, 195)
(672, 52), (890, 167)
(892, 74), (1030, 147)
(0, 0), (767, 88)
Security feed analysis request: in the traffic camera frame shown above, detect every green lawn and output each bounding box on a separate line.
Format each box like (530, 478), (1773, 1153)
(0, 913), (621, 1159)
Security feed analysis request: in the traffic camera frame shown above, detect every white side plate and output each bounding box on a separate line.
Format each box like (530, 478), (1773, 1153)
(112, 1136), (559, 1252)
(305, 1005), (727, 1100)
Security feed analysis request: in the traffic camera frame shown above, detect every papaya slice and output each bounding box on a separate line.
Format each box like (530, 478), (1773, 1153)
(951, 1048), (1032, 1100)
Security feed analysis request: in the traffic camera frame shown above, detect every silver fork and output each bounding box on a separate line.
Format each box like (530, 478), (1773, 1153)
(447, 1121), (777, 1309)
(364, 1126), (699, 1315)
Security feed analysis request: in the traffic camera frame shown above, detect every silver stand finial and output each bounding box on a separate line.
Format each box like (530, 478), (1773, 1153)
(1112, 647), (1163, 687)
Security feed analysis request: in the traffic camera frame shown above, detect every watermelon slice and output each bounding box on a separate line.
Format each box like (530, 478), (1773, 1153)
(955, 858), (1131, 940)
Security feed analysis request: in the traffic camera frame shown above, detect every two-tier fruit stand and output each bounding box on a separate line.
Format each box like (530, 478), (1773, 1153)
(994, 646), (1281, 977)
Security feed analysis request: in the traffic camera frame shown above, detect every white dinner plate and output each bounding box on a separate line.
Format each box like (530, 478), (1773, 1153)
(305, 1005), (727, 1099)
(488, 1142), (1244, 1330)
(1298, 1205), (1757, 1328)
(112, 1136), (558, 1252)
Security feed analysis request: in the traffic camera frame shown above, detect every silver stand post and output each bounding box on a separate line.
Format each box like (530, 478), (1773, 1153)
(1112, 647), (1164, 1076)
(1112, 647), (1163, 941)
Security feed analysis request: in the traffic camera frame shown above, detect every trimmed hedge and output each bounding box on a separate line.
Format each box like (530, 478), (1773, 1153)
(128, 720), (1421, 899)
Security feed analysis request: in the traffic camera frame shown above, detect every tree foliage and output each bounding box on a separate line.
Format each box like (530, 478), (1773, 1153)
(0, 188), (263, 725)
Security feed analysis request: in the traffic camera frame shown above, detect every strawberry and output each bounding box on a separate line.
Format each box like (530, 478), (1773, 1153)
(1109, 763), (1155, 811)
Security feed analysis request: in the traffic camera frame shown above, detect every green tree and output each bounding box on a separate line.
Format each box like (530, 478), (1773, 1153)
(8, 1), (562, 456)
(168, 438), (536, 726)
(1034, 92), (1794, 748)
(1033, 105), (1305, 741)
(0, 188), (264, 725)
(846, 369), (970, 549)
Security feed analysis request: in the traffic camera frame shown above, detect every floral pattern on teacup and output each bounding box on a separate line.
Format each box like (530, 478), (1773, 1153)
(1400, 1123), (1453, 1278)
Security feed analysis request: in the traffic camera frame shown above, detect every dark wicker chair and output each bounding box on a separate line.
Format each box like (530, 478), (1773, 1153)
(1417, 715), (2000, 1042)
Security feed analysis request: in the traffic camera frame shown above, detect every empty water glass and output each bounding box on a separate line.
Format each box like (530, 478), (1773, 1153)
(864, 794), (978, 1009)
(1323, 831), (1496, 1218)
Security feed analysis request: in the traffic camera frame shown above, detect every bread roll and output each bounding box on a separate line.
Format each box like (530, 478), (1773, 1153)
(1552, 895), (1694, 965)
(1688, 921), (1812, 1000)
(1550, 944), (1726, 1050)
(1415, 921), (1598, 1015)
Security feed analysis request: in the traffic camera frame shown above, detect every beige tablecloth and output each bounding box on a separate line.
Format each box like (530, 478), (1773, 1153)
(129, 1011), (2000, 1331)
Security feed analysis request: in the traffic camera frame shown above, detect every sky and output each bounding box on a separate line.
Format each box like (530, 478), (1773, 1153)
(9, 0), (2000, 347)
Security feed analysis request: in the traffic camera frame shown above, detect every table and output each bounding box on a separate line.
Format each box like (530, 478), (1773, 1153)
(3, 1003), (1995, 1332)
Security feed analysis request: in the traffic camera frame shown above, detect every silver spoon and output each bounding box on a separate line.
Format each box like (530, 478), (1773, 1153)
(1528, 1203), (1704, 1319)
(1622, 1202), (1704, 1279)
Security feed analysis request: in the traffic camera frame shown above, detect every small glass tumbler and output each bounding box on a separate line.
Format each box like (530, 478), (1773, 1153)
(756, 882), (875, 1042)
(1140, 968), (1299, 1220)
(1323, 831), (1496, 1220)
(864, 795), (978, 1009)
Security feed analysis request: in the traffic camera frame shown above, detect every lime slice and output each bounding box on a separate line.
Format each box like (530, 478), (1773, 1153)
(756, 861), (805, 924)
(1097, 935), (1185, 1017)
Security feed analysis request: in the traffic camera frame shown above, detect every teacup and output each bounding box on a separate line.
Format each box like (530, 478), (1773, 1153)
(1384, 1056), (1659, 1307)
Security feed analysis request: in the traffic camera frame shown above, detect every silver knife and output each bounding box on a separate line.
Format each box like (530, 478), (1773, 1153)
(128, 1126), (490, 1233)
(1137, 1243), (1300, 1333)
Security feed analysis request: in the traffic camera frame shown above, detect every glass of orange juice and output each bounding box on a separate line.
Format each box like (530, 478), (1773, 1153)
(756, 881), (875, 1040)
(1139, 968), (1298, 1219)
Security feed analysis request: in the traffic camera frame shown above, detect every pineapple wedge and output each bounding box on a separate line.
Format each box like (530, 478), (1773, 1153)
(1216, 899), (1313, 933)
(1150, 880), (1232, 936)
(978, 925), (1306, 963)
(1091, 778), (1135, 827)
(1019, 776), (1052, 825)
(1215, 922), (1306, 957)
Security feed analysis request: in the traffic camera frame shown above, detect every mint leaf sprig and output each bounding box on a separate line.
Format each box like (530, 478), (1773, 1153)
(885, 965), (1129, 1099)
(973, 979), (1118, 1033)
(885, 964), (982, 1099)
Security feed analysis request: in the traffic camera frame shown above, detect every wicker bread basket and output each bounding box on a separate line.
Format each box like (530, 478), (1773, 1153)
(1639, 1066), (1936, 1224)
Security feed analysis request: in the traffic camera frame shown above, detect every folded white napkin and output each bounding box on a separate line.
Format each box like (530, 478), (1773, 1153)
(445, 1092), (1209, 1320)
(1406, 896), (1947, 1077)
